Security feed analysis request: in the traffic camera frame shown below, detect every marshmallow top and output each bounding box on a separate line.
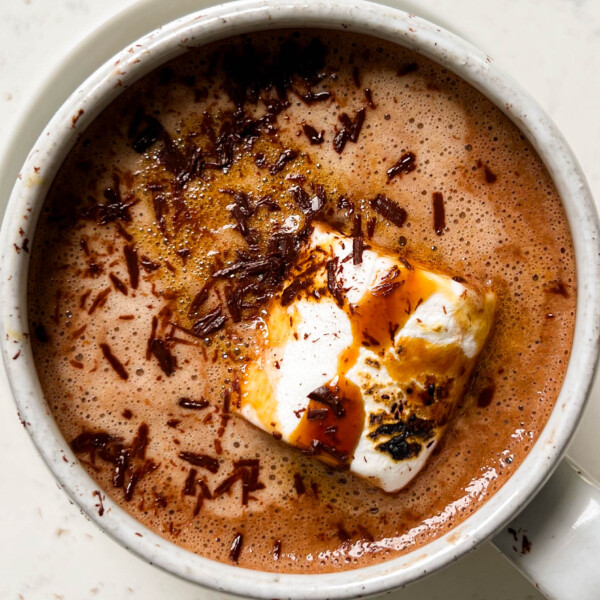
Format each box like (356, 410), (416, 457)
(239, 223), (495, 492)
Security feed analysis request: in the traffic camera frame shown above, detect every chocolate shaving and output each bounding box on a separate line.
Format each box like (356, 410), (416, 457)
(183, 468), (198, 496)
(198, 479), (212, 500)
(333, 108), (366, 153)
(338, 195), (354, 213)
(178, 451), (220, 473)
(310, 439), (349, 463)
(123, 244), (139, 289)
(289, 185), (315, 216)
(307, 408), (328, 420)
(124, 460), (157, 501)
(150, 339), (177, 376)
(229, 533), (243, 562)
(352, 213), (363, 265)
(113, 449), (129, 488)
(72, 426), (158, 502)
(326, 258), (344, 307)
(293, 473), (306, 495)
(372, 278), (404, 297)
(233, 459), (259, 467)
(387, 152), (416, 180)
(484, 165), (497, 184)
(369, 194), (407, 227)
(88, 288), (111, 315)
(300, 90), (331, 104)
(175, 145), (203, 187)
(71, 431), (117, 458)
(157, 130), (187, 175)
(109, 273), (128, 295)
(224, 285), (242, 323)
(193, 491), (204, 516)
(366, 217), (376, 238)
(280, 258), (326, 307)
(268, 149), (299, 175)
(545, 280), (569, 298)
(192, 305), (227, 337)
(115, 222), (133, 241)
(281, 277), (312, 306)
(188, 280), (213, 317)
(340, 108), (366, 143)
(176, 248), (191, 263)
(222, 189), (255, 240)
(333, 129), (348, 154)
(85, 174), (137, 225)
(302, 123), (324, 145)
(362, 331), (380, 347)
(140, 255), (160, 272)
(399, 257), (413, 271)
(152, 191), (168, 235)
(178, 397), (209, 410)
(433, 191), (446, 235)
(308, 386), (346, 417)
(131, 423), (149, 460)
(213, 470), (243, 496)
(213, 256), (278, 279)
(364, 88), (376, 108)
(255, 194), (280, 212)
(477, 384), (496, 408)
(100, 343), (128, 380)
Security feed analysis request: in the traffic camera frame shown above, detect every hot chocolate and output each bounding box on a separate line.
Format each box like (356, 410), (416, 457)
(28, 29), (575, 573)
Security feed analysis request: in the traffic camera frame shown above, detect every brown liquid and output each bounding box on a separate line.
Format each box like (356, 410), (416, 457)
(28, 30), (575, 573)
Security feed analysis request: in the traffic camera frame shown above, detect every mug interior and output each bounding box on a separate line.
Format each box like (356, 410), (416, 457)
(1, 1), (599, 598)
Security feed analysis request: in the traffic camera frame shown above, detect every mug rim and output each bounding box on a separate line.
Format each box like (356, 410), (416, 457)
(1, 1), (599, 598)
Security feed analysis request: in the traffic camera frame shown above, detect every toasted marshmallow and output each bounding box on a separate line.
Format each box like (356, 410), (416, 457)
(238, 223), (495, 492)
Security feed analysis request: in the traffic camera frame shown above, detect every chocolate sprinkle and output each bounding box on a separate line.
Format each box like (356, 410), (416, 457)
(192, 306), (227, 337)
(229, 533), (243, 562)
(100, 343), (128, 380)
(178, 397), (210, 410)
(302, 123), (324, 145)
(150, 339), (177, 376)
(326, 258), (344, 306)
(369, 194), (407, 228)
(123, 244), (139, 289)
(178, 451), (220, 473)
(307, 386), (346, 417)
(293, 473), (306, 495)
(432, 191), (446, 235)
(387, 152), (416, 180)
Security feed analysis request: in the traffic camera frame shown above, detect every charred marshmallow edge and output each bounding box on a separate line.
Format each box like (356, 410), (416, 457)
(238, 223), (496, 492)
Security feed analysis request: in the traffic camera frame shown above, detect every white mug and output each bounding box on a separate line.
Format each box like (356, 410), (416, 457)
(1, 2), (599, 598)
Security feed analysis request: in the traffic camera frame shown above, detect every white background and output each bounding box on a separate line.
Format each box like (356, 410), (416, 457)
(0, 1), (599, 598)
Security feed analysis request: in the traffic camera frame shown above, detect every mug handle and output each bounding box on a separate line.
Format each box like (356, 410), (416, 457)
(492, 458), (600, 599)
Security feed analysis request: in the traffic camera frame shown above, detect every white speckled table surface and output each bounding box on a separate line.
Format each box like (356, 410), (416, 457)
(0, 1), (598, 598)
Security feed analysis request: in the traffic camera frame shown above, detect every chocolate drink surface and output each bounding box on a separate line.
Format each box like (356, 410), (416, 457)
(28, 30), (575, 573)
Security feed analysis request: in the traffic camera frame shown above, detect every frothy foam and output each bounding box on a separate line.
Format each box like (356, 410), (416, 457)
(27, 29), (575, 573)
